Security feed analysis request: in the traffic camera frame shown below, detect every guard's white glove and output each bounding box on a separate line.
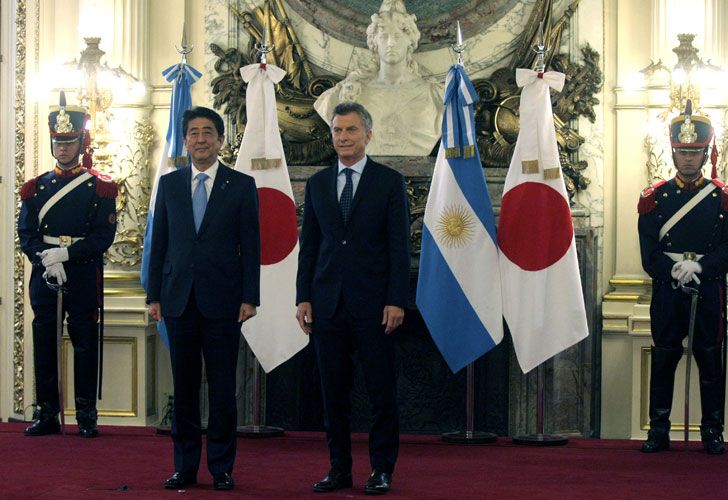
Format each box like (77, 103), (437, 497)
(39, 247), (69, 267)
(675, 260), (702, 285)
(671, 262), (682, 281)
(42, 262), (67, 285)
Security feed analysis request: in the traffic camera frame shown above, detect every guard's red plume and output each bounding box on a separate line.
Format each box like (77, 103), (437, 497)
(711, 136), (719, 179)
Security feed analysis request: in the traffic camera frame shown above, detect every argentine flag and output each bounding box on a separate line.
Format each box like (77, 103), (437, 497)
(140, 61), (202, 348)
(416, 64), (503, 373)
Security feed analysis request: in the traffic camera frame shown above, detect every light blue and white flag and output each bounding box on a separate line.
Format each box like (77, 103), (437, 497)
(140, 62), (202, 348)
(416, 64), (503, 373)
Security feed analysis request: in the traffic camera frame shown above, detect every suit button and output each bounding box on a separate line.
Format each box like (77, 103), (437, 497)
(341, 240), (347, 245)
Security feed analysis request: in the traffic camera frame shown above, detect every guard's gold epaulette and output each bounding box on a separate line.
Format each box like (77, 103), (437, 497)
(19, 176), (40, 201)
(638, 180), (666, 215)
(89, 169), (118, 199)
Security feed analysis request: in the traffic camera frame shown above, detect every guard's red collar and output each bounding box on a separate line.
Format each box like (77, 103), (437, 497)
(675, 173), (705, 190)
(53, 165), (84, 178)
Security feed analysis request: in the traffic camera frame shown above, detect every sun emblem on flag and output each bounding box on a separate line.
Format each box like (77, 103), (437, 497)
(436, 205), (474, 248)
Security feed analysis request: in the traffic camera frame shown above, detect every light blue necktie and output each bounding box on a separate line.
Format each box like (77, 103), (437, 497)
(192, 172), (209, 232)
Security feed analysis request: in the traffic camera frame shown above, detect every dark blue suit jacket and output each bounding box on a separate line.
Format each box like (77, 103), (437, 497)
(296, 157), (410, 319)
(147, 164), (260, 319)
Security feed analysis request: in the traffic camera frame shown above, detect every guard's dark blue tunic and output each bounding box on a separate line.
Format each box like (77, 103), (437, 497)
(18, 165), (117, 419)
(638, 176), (728, 348)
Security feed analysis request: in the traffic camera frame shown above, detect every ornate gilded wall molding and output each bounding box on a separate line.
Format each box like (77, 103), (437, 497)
(106, 118), (154, 267)
(13, 0), (28, 415)
(644, 134), (670, 186)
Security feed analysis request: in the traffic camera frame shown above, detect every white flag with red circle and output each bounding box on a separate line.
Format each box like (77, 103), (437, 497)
(236, 63), (308, 373)
(497, 69), (589, 373)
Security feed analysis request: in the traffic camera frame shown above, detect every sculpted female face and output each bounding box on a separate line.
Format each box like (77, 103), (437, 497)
(374, 18), (411, 65)
(367, 13), (419, 66)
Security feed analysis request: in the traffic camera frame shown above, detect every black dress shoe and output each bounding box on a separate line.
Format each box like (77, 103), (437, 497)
(78, 422), (99, 438)
(702, 430), (725, 455)
(313, 470), (353, 492)
(24, 418), (61, 436)
(364, 470), (392, 495)
(164, 472), (197, 489)
(213, 472), (234, 491)
(641, 430), (669, 453)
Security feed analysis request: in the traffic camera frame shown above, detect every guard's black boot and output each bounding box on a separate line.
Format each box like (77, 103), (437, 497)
(694, 345), (725, 455)
(642, 346), (682, 453)
(701, 428), (725, 454)
(68, 322), (99, 438)
(642, 429), (670, 453)
(24, 403), (60, 436)
(76, 397), (99, 438)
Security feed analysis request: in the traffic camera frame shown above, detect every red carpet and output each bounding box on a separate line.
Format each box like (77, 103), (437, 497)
(1, 422), (725, 499)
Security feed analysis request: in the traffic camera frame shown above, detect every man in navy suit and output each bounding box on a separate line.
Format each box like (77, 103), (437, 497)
(296, 102), (410, 495)
(147, 107), (260, 491)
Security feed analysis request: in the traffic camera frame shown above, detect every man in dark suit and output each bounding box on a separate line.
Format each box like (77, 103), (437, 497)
(296, 102), (410, 495)
(147, 106), (260, 491)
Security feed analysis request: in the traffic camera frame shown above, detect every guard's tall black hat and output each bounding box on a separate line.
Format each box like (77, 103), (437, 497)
(669, 99), (713, 151)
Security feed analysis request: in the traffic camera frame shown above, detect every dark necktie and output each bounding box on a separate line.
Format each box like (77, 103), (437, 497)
(340, 168), (354, 225)
(192, 172), (209, 232)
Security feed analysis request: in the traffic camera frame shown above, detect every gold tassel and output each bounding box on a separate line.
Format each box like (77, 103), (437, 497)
(543, 167), (561, 180)
(521, 160), (539, 174)
(167, 156), (189, 168)
(251, 158), (281, 170)
(445, 147), (461, 159)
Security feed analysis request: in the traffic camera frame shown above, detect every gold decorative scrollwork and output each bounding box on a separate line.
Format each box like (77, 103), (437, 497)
(406, 180), (431, 257)
(14, 0), (28, 415)
(644, 134), (670, 186)
(106, 119), (154, 267)
(211, 0), (337, 166)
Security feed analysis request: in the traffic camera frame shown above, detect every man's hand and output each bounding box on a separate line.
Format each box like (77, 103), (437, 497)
(296, 302), (313, 335)
(676, 260), (702, 285)
(42, 262), (67, 285)
(148, 302), (162, 321)
(382, 305), (404, 334)
(239, 303), (257, 323)
(38, 247), (69, 267)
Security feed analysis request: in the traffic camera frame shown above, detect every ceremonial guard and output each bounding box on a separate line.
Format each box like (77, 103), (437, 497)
(638, 100), (727, 454)
(18, 92), (117, 438)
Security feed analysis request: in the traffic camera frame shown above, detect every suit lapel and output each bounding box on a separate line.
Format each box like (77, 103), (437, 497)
(328, 164), (344, 229)
(197, 163), (230, 235)
(349, 158), (376, 220)
(179, 167), (196, 235)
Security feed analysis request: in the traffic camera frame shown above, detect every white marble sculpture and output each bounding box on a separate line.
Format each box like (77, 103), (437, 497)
(314, 0), (444, 156)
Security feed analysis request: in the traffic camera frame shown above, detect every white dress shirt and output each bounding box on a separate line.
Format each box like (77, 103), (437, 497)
(337, 156), (367, 201)
(191, 161), (219, 201)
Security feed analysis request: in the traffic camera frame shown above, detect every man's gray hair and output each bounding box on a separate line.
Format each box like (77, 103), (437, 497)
(331, 102), (373, 132)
